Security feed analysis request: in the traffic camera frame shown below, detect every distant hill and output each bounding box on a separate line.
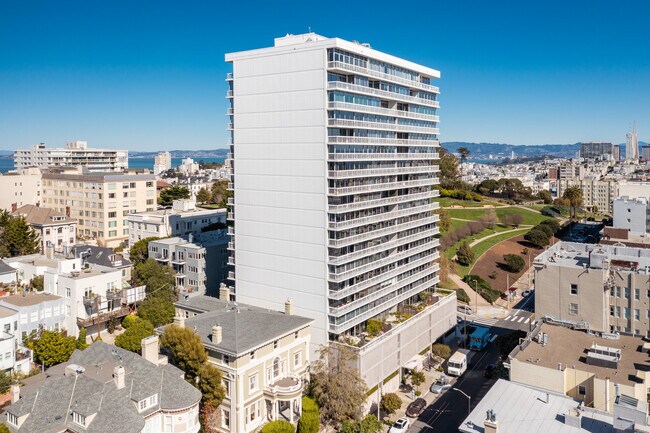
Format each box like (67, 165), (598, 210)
(442, 141), (648, 160)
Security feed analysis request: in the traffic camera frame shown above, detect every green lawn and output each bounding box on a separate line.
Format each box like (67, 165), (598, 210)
(525, 204), (548, 211)
(436, 197), (505, 208)
(458, 228), (530, 276)
(447, 206), (551, 226)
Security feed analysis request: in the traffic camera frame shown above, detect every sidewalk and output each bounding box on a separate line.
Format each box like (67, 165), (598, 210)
(448, 274), (491, 308)
(493, 266), (534, 309)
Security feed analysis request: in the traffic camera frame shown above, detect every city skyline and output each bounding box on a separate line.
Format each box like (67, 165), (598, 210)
(1, 0), (649, 151)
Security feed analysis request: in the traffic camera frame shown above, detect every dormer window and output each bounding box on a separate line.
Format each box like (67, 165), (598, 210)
(138, 393), (158, 412)
(6, 413), (17, 426)
(71, 412), (85, 426)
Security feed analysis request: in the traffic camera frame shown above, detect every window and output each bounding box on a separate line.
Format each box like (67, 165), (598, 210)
(294, 351), (302, 368)
(624, 307), (630, 319)
(625, 288), (631, 299)
(138, 394), (158, 412)
(570, 284), (578, 295)
(610, 306), (615, 316)
(222, 409), (230, 429)
(66, 287), (71, 298)
(6, 413), (17, 426)
(223, 379), (230, 397)
(578, 385), (586, 396)
(249, 374), (258, 392)
(635, 309), (640, 321)
(72, 412), (85, 426)
(635, 289), (640, 300)
(246, 401), (261, 423)
(164, 415), (173, 432)
(615, 306), (620, 318)
(569, 303), (579, 315)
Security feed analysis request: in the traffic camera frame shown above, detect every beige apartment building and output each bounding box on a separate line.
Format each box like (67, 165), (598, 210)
(535, 241), (650, 337)
(557, 178), (617, 214)
(173, 289), (312, 433)
(12, 205), (77, 254)
(0, 168), (42, 211)
(509, 322), (650, 414)
(41, 168), (156, 247)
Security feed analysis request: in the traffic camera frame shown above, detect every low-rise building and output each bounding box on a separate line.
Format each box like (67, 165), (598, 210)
(0, 306), (31, 374)
(127, 199), (226, 245)
(612, 196), (649, 236)
(0, 292), (65, 340)
(0, 262), (18, 286)
(148, 231), (229, 298)
(12, 205), (77, 254)
(73, 244), (133, 281)
(4, 339), (202, 433)
(0, 168), (42, 212)
(172, 292), (312, 433)
(14, 141), (128, 173)
(508, 321), (650, 415)
(535, 241), (650, 336)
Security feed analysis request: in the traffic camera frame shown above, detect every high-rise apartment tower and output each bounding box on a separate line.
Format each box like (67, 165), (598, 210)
(225, 34), (442, 349)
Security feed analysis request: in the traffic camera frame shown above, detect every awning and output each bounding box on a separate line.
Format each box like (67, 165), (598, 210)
(403, 354), (427, 371)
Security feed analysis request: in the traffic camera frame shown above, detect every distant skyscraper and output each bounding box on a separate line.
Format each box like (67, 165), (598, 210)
(642, 145), (650, 162)
(579, 142), (613, 160)
(613, 144), (621, 161)
(626, 121), (639, 161)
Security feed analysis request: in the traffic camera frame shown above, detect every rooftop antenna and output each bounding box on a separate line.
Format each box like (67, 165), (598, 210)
(308, 26), (311, 33)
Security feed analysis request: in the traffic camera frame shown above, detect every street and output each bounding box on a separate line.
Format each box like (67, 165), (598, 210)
(408, 337), (502, 433)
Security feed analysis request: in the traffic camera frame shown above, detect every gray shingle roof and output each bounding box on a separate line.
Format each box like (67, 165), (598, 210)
(0, 260), (16, 275)
(5, 342), (201, 433)
(176, 296), (312, 356)
(12, 204), (75, 226)
(73, 245), (131, 269)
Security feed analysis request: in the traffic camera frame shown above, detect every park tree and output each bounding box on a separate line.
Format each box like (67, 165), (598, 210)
(0, 212), (39, 258)
(211, 180), (233, 208)
(30, 275), (44, 292)
(158, 185), (191, 206)
(431, 343), (451, 360)
(261, 420), (295, 433)
(457, 147), (470, 165)
(537, 190), (553, 204)
(525, 228), (550, 248)
(132, 259), (176, 289)
(480, 209), (499, 229)
(437, 208), (452, 232)
(380, 393), (402, 416)
(197, 363), (226, 406)
(309, 345), (368, 425)
(34, 330), (77, 367)
(410, 369), (425, 392)
(539, 219), (560, 234)
(195, 187), (211, 204)
(476, 179), (499, 195)
(137, 295), (175, 328)
(510, 213), (523, 227)
(503, 254), (525, 273)
(129, 237), (159, 265)
(456, 241), (475, 266)
(562, 186), (584, 219)
(161, 325), (208, 379)
(438, 148), (460, 189)
(114, 318), (154, 352)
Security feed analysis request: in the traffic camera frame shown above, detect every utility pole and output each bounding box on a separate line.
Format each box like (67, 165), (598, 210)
(453, 388), (471, 417)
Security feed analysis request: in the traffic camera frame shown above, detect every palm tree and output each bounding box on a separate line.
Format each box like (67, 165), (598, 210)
(562, 186), (583, 219)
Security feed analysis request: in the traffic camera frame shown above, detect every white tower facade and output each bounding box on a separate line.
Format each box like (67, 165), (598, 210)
(626, 121), (639, 161)
(225, 34), (441, 349)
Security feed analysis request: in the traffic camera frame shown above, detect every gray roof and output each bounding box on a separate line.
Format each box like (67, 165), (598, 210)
(12, 204), (75, 226)
(0, 261), (16, 275)
(0, 292), (62, 307)
(459, 380), (616, 433)
(73, 245), (131, 269)
(176, 295), (312, 356)
(6, 342), (201, 433)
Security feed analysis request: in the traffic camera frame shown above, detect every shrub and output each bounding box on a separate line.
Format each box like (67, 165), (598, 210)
(431, 343), (451, 360)
(261, 420), (295, 433)
(539, 218), (561, 233)
(380, 392), (402, 416)
(536, 223), (554, 237)
(453, 288), (471, 304)
(122, 315), (139, 329)
(302, 396), (319, 414)
(456, 241), (475, 266)
(463, 275), (501, 304)
(115, 318), (154, 353)
(365, 319), (383, 337)
(297, 412), (319, 433)
(503, 254), (525, 273)
(525, 228), (550, 248)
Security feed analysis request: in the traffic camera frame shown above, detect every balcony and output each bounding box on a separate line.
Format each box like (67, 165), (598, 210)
(328, 177), (439, 196)
(226, 72), (233, 81)
(226, 123), (234, 131)
(151, 252), (170, 262)
(328, 190), (438, 213)
(227, 197), (234, 206)
(226, 90), (234, 98)
(328, 202), (438, 230)
(327, 61), (439, 94)
(327, 165), (437, 179)
(171, 257), (185, 265)
(264, 373), (303, 397)
(328, 152), (439, 161)
(227, 271), (235, 280)
(77, 305), (131, 327)
(328, 118), (438, 135)
(228, 256), (235, 266)
(328, 135), (438, 147)
(328, 101), (438, 122)
(327, 81), (439, 108)
(227, 226), (235, 236)
(227, 182), (234, 191)
(106, 290), (124, 301)
(328, 215), (439, 248)
(227, 212), (234, 220)
(83, 293), (99, 306)
(226, 108), (234, 115)
(227, 241), (234, 251)
(227, 152), (233, 160)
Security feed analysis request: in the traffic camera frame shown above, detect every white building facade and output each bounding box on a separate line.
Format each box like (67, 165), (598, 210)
(225, 34), (442, 350)
(14, 141), (128, 173)
(153, 151), (172, 175)
(0, 168), (42, 211)
(613, 196), (649, 236)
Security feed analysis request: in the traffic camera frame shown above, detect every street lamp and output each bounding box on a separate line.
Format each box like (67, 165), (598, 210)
(452, 387), (471, 416)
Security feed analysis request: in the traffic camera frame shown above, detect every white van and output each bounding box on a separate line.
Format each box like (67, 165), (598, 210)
(447, 349), (469, 377)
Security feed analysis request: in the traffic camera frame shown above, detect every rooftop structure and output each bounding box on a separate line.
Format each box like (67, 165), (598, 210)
(14, 141), (128, 173)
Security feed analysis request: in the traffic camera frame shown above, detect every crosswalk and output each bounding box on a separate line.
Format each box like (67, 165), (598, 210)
(502, 315), (533, 325)
(471, 317), (499, 327)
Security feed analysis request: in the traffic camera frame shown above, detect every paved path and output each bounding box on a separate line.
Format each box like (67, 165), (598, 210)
(448, 274), (491, 307)
(450, 227), (530, 261)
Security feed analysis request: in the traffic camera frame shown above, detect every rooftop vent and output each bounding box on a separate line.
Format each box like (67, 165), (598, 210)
(586, 343), (621, 368)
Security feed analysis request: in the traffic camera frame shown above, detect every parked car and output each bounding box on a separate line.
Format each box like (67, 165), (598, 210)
(457, 305), (473, 315)
(430, 376), (451, 394)
(405, 398), (427, 417)
(388, 418), (410, 433)
(483, 364), (497, 378)
(522, 289), (533, 297)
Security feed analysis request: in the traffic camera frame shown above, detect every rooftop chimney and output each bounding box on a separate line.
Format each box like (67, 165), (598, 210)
(564, 407), (582, 428)
(10, 384), (19, 403)
(45, 243), (54, 259)
(212, 324), (222, 345)
(285, 299), (293, 316)
(113, 365), (125, 389)
(484, 409), (499, 433)
(219, 283), (230, 302)
(173, 314), (185, 328)
(141, 335), (161, 365)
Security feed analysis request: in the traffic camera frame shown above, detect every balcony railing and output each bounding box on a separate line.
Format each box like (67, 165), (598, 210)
(227, 182), (234, 191)
(327, 165), (437, 179)
(228, 256), (235, 265)
(227, 212), (234, 220)
(328, 101), (439, 122)
(226, 108), (234, 115)
(328, 190), (438, 213)
(328, 215), (440, 248)
(264, 373), (303, 396)
(227, 197), (234, 205)
(227, 226), (235, 236)
(328, 202), (438, 230)
(227, 242), (234, 250)
(226, 123), (234, 130)
(328, 118), (438, 135)
(327, 61), (439, 93)
(77, 305), (131, 327)
(226, 90), (234, 98)
(327, 81), (439, 108)
(226, 73), (233, 81)
(106, 290), (123, 301)
(328, 135), (438, 147)
(328, 152), (439, 161)
(83, 294), (99, 306)
(328, 177), (439, 196)
(227, 271), (235, 280)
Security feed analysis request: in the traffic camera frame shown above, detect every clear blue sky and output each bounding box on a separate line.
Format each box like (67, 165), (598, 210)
(1, 0), (649, 151)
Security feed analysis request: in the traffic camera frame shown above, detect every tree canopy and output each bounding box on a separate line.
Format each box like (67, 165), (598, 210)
(195, 187), (211, 204)
(380, 393), (402, 416)
(503, 254), (525, 273)
(562, 186), (584, 219)
(211, 180), (233, 209)
(158, 185), (191, 206)
(34, 330), (77, 367)
(0, 211), (39, 258)
(129, 237), (159, 265)
(137, 294), (175, 328)
(456, 241), (475, 266)
(114, 317), (154, 352)
(132, 259), (176, 290)
(161, 325), (208, 379)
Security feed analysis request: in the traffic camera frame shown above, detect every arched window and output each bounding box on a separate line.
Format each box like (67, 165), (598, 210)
(273, 357), (281, 378)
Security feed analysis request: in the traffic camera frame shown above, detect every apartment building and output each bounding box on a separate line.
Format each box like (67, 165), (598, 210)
(557, 178), (617, 214)
(579, 142), (613, 161)
(14, 141), (128, 172)
(149, 231), (229, 298)
(509, 322), (650, 415)
(153, 151), (172, 175)
(127, 199), (226, 245)
(612, 196), (649, 236)
(12, 205), (77, 254)
(535, 241), (650, 336)
(173, 292), (312, 433)
(0, 168), (42, 211)
(225, 33), (443, 355)
(0, 306), (31, 374)
(4, 340), (202, 433)
(41, 168), (156, 247)
(0, 292), (65, 340)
